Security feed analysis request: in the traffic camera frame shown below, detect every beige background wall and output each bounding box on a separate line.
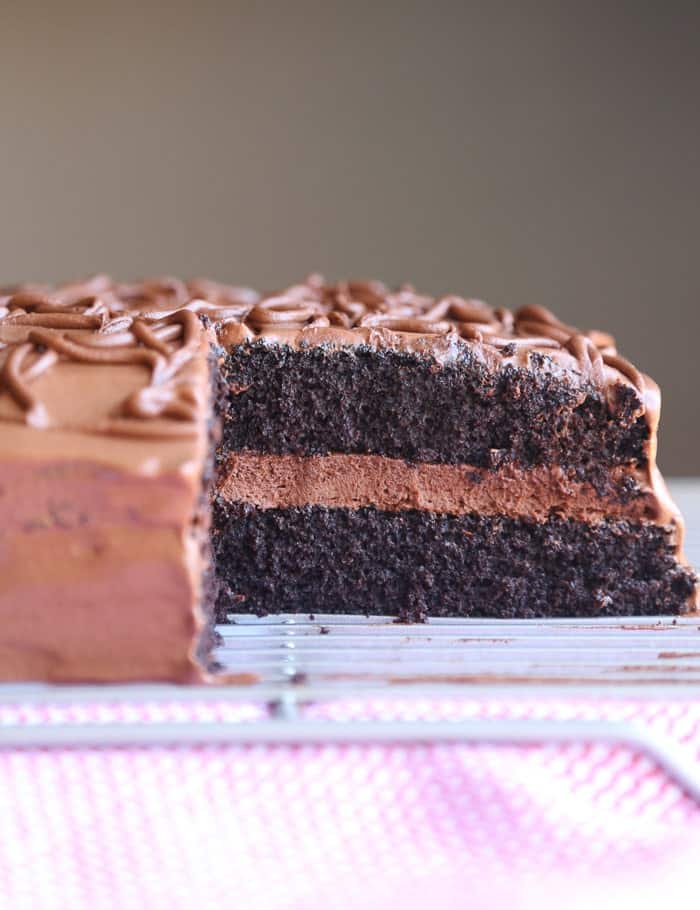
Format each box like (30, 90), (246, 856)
(0, 1), (697, 472)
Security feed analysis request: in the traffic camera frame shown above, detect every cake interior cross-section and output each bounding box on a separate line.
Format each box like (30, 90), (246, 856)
(0, 274), (696, 682)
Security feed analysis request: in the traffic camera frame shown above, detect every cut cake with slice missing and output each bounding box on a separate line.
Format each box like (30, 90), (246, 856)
(0, 274), (695, 682)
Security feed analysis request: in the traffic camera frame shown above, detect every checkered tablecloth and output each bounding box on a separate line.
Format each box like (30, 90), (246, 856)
(2, 694), (700, 910)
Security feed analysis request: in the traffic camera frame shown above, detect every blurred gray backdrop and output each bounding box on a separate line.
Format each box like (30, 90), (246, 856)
(1, 1), (697, 472)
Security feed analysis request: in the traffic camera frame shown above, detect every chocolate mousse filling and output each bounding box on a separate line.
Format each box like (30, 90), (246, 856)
(217, 453), (678, 524)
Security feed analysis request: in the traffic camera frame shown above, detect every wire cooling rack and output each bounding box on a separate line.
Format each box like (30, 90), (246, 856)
(218, 613), (700, 689)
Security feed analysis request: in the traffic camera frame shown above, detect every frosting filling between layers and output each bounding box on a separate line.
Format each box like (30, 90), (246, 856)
(216, 452), (681, 528)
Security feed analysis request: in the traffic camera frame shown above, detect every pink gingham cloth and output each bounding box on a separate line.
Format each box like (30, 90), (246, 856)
(2, 695), (700, 909)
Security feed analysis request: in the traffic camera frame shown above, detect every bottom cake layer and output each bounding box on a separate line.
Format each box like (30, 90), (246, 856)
(212, 502), (696, 621)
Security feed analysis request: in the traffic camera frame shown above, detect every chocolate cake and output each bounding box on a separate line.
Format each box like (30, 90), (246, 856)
(0, 274), (696, 682)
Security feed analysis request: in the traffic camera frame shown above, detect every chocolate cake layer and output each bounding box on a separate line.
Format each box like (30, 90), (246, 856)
(212, 502), (695, 621)
(219, 344), (648, 475)
(217, 453), (678, 524)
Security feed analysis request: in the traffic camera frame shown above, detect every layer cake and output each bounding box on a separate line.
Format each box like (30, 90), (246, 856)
(0, 274), (695, 682)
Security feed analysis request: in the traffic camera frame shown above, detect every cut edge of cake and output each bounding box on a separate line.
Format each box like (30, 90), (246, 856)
(212, 276), (696, 622)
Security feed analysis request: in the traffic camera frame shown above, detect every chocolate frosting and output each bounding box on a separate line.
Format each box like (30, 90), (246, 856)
(0, 280), (218, 443)
(0, 459), (206, 683)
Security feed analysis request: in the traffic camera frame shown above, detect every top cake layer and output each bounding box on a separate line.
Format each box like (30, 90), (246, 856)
(2, 273), (657, 410)
(0, 275), (658, 423)
(215, 274), (659, 430)
(0, 272), (663, 485)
